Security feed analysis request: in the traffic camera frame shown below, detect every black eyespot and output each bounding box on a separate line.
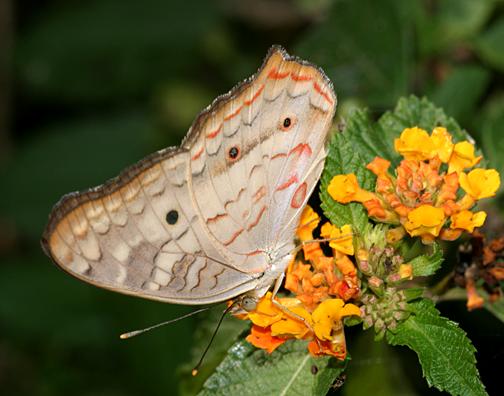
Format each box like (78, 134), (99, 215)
(228, 146), (240, 160)
(283, 117), (291, 128)
(166, 210), (179, 225)
(311, 365), (318, 375)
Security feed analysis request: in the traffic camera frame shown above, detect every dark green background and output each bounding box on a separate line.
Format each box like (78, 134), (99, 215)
(1, 0), (503, 395)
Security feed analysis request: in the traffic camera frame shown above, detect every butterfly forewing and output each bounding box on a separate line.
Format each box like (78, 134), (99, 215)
(42, 46), (336, 304)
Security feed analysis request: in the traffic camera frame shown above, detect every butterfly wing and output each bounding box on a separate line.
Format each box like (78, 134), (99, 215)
(42, 46), (336, 304)
(188, 47), (336, 274)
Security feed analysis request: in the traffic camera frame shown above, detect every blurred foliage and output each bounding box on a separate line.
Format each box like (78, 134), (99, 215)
(1, 0), (503, 395)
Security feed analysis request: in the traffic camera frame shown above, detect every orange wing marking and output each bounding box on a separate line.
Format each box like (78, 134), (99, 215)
(223, 228), (244, 246)
(313, 82), (334, 105)
(205, 84), (265, 140)
(247, 205), (267, 231)
(191, 147), (204, 161)
(276, 174), (298, 191)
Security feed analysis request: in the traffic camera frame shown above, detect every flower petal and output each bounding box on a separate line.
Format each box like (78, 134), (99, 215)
(448, 141), (482, 174)
(394, 127), (433, 161)
(459, 168), (501, 200)
(430, 127), (454, 163)
(328, 174), (374, 203)
(246, 325), (286, 353)
(450, 210), (486, 232)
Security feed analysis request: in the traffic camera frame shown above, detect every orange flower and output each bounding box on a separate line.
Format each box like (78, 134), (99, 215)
(240, 293), (360, 359)
(448, 141), (482, 174)
(450, 210), (486, 233)
(320, 223), (354, 255)
(459, 169), (500, 200)
(398, 264), (413, 280)
(327, 174), (375, 204)
(312, 299), (361, 341)
(246, 325), (286, 353)
(430, 127), (454, 162)
(394, 127), (434, 161)
(403, 205), (445, 244)
(366, 157), (391, 176)
(296, 206), (324, 261)
(296, 205), (320, 241)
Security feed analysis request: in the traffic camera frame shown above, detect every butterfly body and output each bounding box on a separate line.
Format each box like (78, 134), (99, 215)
(42, 46), (336, 305)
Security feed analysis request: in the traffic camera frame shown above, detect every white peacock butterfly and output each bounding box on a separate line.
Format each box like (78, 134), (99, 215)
(41, 46), (336, 314)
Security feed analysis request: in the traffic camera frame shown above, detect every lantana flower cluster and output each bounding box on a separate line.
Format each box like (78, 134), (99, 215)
(328, 127), (501, 244)
(236, 206), (361, 358)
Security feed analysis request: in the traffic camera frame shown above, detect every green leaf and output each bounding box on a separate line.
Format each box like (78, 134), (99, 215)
(339, 108), (397, 164)
(344, 331), (424, 396)
(198, 340), (347, 396)
(475, 17), (504, 72)
(430, 66), (490, 124)
(178, 312), (249, 396)
(379, 95), (467, 140)
(403, 288), (425, 302)
(417, 0), (496, 54)
(320, 129), (374, 235)
(408, 243), (444, 277)
(295, 0), (417, 107)
(387, 299), (487, 396)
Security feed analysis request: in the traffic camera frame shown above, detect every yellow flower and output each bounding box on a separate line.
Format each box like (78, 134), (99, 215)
(296, 205), (320, 241)
(448, 141), (482, 174)
(403, 204), (445, 240)
(459, 168), (501, 200)
(245, 293), (312, 339)
(327, 174), (374, 204)
(247, 294), (283, 327)
(394, 127), (433, 161)
(399, 264), (413, 280)
(430, 127), (454, 163)
(450, 210), (486, 232)
(311, 299), (361, 341)
(270, 303), (312, 339)
(320, 223), (354, 255)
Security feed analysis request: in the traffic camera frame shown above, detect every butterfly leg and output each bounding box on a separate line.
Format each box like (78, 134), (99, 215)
(270, 272), (315, 333)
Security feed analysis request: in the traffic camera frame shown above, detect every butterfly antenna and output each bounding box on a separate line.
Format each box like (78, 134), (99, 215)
(293, 233), (356, 256)
(119, 306), (211, 340)
(192, 302), (236, 376)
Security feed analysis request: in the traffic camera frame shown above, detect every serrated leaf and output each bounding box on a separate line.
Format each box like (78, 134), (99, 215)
(387, 299), (487, 396)
(198, 340), (347, 396)
(403, 288), (425, 302)
(378, 95), (465, 133)
(339, 109), (397, 163)
(320, 130), (374, 235)
(408, 243), (444, 277)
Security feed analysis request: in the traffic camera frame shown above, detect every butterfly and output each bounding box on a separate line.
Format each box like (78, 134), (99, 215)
(41, 46), (336, 310)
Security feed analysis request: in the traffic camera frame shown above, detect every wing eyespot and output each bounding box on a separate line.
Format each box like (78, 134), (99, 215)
(227, 145), (241, 162)
(279, 115), (297, 132)
(166, 210), (179, 225)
